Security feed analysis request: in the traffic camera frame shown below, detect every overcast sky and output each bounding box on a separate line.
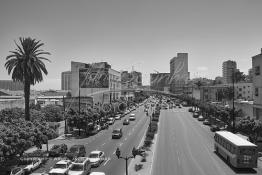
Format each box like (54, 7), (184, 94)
(1, 0), (262, 90)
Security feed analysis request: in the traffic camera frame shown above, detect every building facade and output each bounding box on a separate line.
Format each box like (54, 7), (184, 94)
(252, 49), (262, 120)
(222, 60), (237, 84)
(71, 61), (121, 104)
(0, 80), (23, 91)
(169, 53), (189, 94)
(61, 71), (72, 90)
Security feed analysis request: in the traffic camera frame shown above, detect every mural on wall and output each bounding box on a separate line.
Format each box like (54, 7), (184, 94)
(79, 68), (109, 88)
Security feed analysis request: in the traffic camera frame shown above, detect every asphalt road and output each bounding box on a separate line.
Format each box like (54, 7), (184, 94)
(34, 105), (150, 175)
(152, 107), (262, 175)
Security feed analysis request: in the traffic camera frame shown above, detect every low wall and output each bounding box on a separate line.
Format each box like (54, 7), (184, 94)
(0, 99), (25, 110)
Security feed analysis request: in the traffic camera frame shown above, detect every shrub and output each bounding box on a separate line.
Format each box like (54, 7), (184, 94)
(141, 156), (147, 162)
(144, 139), (152, 147)
(152, 117), (159, 122)
(146, 131), (155, 140)
(135, 164), (143, 171)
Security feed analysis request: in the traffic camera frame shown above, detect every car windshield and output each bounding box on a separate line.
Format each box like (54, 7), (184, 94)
(89, 153), (99, 158)
(70, 164), (83, 171)
(54, 163), (67, 169)
(113, 130), (120, 133)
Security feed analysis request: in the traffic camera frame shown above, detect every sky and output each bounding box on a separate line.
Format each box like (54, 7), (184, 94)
(0, 0), (262, 90)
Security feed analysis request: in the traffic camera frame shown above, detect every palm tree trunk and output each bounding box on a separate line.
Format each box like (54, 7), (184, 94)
(24, 80), (31, 121)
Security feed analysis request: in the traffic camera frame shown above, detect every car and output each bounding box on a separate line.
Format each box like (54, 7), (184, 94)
(219, 125), (228, 131)
(198, 115), (204, 121)
(129, 114), (136, 121)
(210, 125), (220, 132)
(68, 157), (91, 175)
(48, 160), (72, 175)
(49, 144), (68, 157)
(10, 167), (25, 175)
(112, 128), (123, 139)
(178, 105), (182, 108)
(193, 112), (199, 118)
(89, 125), (100, 135)
(203, 119), (211, 125)
(88, 151), (105, 167)
(123, 119), (129, 125)
(100, 123), (109, 130)
(23, 159), (42, 173)
(115, 114), (121, 120)
(66, 145), (86, 160)
(90, 172), (105, 175)
(107, 118), (115, 125)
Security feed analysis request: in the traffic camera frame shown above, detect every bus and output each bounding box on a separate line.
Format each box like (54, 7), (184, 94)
(214, 131), (258, 168)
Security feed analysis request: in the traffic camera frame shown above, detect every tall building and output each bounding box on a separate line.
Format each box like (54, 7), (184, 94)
(0, 80), (23, 91)
(61, 71), (71, 90)
(222, 60), (237, 84)
(71, 61), (121, 104)
(247, 68), (253, 82)
(169, 53), (189, 94)
(252, 49), (262, 121)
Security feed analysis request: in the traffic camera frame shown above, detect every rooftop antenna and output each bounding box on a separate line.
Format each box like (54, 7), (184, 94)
(132, 66), (134, 72)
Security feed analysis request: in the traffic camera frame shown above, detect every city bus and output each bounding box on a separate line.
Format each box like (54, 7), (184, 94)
(214, 131), (258, 168)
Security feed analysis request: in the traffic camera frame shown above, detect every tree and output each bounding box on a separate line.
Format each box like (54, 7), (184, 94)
(234, 70), (246, 83)
(5, 37), (50, 121)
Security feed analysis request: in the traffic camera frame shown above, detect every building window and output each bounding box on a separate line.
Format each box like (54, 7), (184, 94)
(255, 88), (259, 96)
(255, 66), (260, 75)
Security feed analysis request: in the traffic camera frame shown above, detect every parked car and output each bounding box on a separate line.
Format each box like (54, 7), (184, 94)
(23, 159), (42, 173)
(89, 125), (100, 135)
(198, 115), (204, 121)
(10, 167), (25, 175)
(123, 119), (129, 125)
(203, 119), (211, 125)
(107, 118), (115, 125)
(112, 128), (123, 139)
(115, 114), (121, 120)
(219, 125), (228, 131)
(49, 160), (72, 175)
(90, 172), (106, 175)
(193, 112), (199, 118)
(88, 151), (105, 167)
(66, 145), (86, 160)
(129, 114), (136, 121)
(49, 144), (68, 157)
(210, 125), (220, 132)
(68, 157), (91, 175)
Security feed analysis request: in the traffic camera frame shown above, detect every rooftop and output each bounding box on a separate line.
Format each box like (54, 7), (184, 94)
(216, 131), (256, 147)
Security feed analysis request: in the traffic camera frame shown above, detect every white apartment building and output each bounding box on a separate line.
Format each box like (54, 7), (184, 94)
(252, 49), (262, 121)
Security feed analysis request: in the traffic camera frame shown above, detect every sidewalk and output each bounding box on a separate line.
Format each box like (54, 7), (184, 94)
(127, 131), (159, 175)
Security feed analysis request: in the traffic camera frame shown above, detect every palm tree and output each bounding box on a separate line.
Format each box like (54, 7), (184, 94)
(5, 37), (50, 121)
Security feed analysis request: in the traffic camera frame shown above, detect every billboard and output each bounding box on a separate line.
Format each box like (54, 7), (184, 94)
(79, 68), (109, 88)
(150, 73), (170, 91)
(121, 71), (142, 88)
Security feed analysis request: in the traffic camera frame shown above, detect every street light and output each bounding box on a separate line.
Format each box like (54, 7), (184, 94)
(115, 147), (144, 175)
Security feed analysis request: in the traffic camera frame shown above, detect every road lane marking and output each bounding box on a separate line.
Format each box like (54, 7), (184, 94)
(128, 132), (131, 136)
(101, 143), (106, 146)
(103, 158), (110, 166)
(124, 138), (127, 141)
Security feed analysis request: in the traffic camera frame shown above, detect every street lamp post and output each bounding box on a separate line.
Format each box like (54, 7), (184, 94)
(115, 147), (144, 175)
(232, 71), (235, 133)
